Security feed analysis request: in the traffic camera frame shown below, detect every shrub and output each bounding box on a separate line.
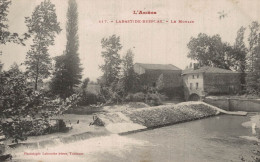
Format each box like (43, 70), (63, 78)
(157, 93), (168, 101)
(125, 92), (162, 106)
(146, 93), (162, 106)
(158, 87), (184, 99)
(0, 69), (78, 143)
(132, 92), (146, 102)
(125, 93), (134, 102)
(78, 91), (98, 106)
(98, 82), (125, 104)
(125, 92), (146, 102)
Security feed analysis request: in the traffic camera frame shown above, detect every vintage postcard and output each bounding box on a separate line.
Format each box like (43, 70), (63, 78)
(0, 0), (260, 161)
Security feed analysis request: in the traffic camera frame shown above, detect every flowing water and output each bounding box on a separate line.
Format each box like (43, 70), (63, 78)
(11, 113), (259, 162)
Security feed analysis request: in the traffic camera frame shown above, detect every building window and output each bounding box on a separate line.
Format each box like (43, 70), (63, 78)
(192, 75), (195, 79)
(196, 83), (199, 89)
(197, 74), (199, 78)
(190, 83), (193, 90)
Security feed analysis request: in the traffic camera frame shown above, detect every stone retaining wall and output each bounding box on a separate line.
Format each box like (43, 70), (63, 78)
(203, 98), (230, 111)
(204, 97), (260, 112)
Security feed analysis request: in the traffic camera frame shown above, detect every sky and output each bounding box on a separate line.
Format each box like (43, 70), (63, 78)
(1, 0), (260, 81)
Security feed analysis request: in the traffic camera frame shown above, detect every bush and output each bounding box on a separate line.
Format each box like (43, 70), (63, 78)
(125, 93), (134, 102)
(2, 119), (50, 141)
(2, 119), (69, 143)
(0, 69), (78, 143)
(78, 91), (98, 106)
(133, 92), (146, 102)
(125, 92), (146, 102)
(157, 93), (168, 101)
(146, 93), (162, 106)
(158, 87), (184, 99)
(98, 83), (125, 104)
(125, 92), (162, 106)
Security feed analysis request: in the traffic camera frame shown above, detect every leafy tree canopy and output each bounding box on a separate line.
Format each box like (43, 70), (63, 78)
(25, 0), (61, 90)
(187, 33), (232, 69)
(100, 34), (122, 87)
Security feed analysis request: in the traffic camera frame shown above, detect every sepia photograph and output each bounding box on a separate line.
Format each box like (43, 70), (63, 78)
(0, 0), (260, 161)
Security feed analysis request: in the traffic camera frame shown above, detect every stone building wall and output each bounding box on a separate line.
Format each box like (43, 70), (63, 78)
(139, 70), (183, 98)
(203, 73), (241, 95)
(158, 71), (182, 88)
(139, 70), (164, 87)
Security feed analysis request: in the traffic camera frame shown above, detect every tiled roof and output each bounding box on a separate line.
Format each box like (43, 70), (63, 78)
(135, 63), (181, 71)
(182, 66), (239, 74)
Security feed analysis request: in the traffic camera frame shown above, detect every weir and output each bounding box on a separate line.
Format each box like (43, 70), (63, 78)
(93, 102), (217, 133)
(92, 101), (248, 134)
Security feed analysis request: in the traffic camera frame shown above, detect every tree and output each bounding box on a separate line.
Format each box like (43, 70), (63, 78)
(9, 62), (20, 72)
(78, 77), (98, 106)
(187, 33), (232, 69)
(50, 54), (70, 99)
(246, 69), (260, 95)
(0, 67), (32, 142)
(0, 0), (29, 67)
(81, 78), (90, 90)
(63, 0), (82, 92)
(25, 0), (61, 90)
(100, 34), (122, 87)
(229, 26), (247, 87)
(80, 77), (90, 101)
(0, 0), (29, 46)
(247, 21), (259, 72)
(121, 49), (139, 94)
(255, 52), (260, 94)
(246, 21), (260, 95)
(0, 0), (12, 45)
(98, 35), (122, 103)
(0, 66), (79, 143)
(0, 67), (53, 142)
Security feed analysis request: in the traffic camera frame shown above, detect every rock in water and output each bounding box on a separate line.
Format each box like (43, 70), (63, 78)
(0, 154), (12, 161)
(90, 115), (105, 126)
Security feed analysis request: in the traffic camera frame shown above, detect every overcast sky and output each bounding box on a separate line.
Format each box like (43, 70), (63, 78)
(1, 0), (260, 80)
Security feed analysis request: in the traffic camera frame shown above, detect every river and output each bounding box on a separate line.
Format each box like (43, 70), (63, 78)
(12, 113), (259, 162)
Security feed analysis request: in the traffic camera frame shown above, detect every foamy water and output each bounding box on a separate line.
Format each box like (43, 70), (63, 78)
(12, 134), (147, 162)
(242, 114), (260, 129)
(106, 123), (146, 133)
(240, 114), (260, 141)
(240, 136), (259, 142)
